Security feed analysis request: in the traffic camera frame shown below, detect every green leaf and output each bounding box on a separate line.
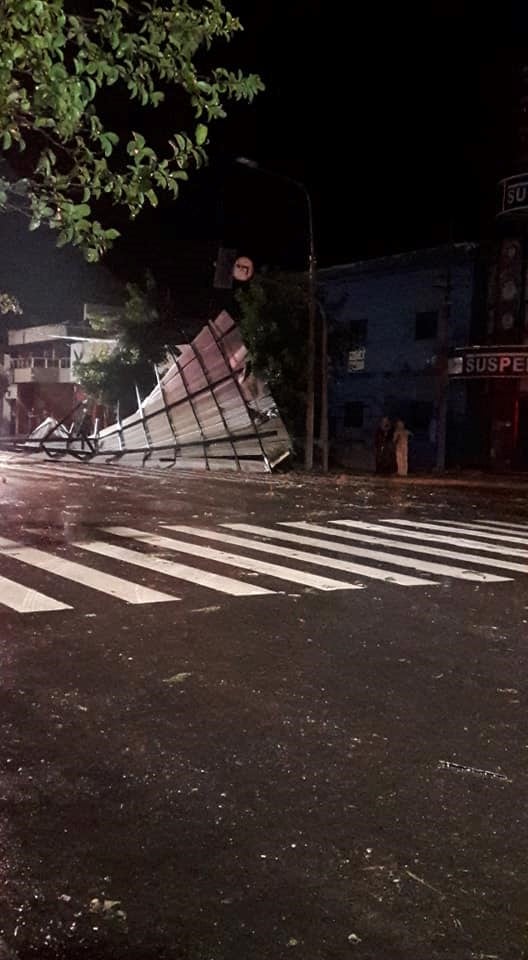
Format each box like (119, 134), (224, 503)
(195, 123), (208, 146)
(100, 134), (114, 157)
(71, 203), (91, 220)
(0, 0), (263, 260)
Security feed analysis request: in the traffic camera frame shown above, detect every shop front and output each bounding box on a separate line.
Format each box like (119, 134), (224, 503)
(449, 346), (528, 469)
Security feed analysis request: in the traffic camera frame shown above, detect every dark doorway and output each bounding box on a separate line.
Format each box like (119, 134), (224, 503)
(517, 395), (528, 468)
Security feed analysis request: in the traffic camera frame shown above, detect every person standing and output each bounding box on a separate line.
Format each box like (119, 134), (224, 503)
(393, 418), (412, 476)
(375, 416), (395, 474)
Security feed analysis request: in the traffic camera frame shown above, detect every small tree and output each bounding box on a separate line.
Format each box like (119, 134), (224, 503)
(235, 273), (308, 443)
(0, 0), (262, 260)
(0, 292), (22, 315)
(74, 272), (179, 414)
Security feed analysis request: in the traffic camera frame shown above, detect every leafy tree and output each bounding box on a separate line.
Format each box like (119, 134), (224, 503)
(74, 346), (154, 416)
(0, 0), (262, 260)
(74, 272), (181, 414)
(0, 292), (22, 315)
(235, 272), (308, 442)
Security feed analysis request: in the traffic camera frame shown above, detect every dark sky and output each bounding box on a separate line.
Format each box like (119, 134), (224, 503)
(107, 1), (528, 296)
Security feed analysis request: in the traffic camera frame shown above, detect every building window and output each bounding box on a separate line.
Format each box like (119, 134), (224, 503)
(347, 348), (366, 372)
(349, 317), (368, 346)
(415, 310), (438, 340)
(343, 401), (365, 429)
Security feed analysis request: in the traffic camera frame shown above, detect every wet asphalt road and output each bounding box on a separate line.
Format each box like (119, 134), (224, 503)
(1, 455), (528, 960)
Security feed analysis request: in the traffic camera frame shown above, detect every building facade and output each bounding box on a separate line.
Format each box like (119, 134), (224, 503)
(0, 213), (122, 436)
(319, 244), (478, 472)
(2, 324), (117, 435)
(447, 63), (528, 471)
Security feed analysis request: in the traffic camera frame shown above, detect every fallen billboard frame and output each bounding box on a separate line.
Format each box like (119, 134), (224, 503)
(24, 311), (293, 473)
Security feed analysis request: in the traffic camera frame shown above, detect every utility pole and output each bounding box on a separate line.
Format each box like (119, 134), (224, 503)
(305, 190), (317, 471)
(435, 252), (452, 471)
(235, 158), (317, 470)
(319, 301), (329, 473)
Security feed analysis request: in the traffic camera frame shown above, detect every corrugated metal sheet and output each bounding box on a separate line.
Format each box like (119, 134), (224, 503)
(89, 312), (292, 472)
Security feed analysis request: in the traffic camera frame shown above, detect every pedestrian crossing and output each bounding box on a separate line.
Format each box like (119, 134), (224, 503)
(0, 516), (526, 615)
(0, 456), (275, 485)
(0, 457), (178, 483)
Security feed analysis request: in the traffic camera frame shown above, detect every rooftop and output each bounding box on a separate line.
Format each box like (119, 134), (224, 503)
(318, 243), (478, 281)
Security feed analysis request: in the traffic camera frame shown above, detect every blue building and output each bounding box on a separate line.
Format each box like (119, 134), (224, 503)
(318, 243), (478, 472)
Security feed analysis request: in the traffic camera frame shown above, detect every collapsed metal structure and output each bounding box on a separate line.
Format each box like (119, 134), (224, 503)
(24, 311), (293, 472)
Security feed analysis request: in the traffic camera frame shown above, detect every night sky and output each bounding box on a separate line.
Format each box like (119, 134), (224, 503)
(107, 1), (528, 300)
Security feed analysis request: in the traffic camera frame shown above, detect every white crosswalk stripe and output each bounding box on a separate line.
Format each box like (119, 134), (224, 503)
(0, 458), (270, 485)
(74, 539), (273, 597)
(1, 512), (526, 616)
(471, 520), (528, 530)
(434, 519), (528, 538)
(104, 526), (364, 592)
(225, 523), (511, 583)
(281, 521), (528, 575)
(1, 461), (156, 482)
(161, 525), (436, 586)
(0, 573), (72, 613)
(376, 518), (528, 546)
(0, 536), (176, 606)
(328, 519), (528, 560)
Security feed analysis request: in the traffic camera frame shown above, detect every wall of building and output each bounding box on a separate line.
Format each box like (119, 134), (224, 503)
(0, 216), (123, 436)
(319, 247), (476, 472)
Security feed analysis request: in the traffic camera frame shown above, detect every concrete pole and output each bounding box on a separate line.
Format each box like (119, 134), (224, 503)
(435, 260), (452, 471)
(234, 159), (317, 471)
(304, 189), (316, 471)
(319, 302), (329, 473)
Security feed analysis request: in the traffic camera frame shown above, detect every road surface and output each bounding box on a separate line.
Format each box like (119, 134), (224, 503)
(0, 453), (527, 959)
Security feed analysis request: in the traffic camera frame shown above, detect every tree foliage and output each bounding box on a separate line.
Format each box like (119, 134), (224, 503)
(0, 291), (22, 315)
(235, 273), (308, 441)
(74, 347), (155, 415)
(74, 272), (179, 413)
(0, 0), (262, 260)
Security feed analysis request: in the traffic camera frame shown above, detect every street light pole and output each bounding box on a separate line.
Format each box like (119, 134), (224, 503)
(434, 233), (454, 472)
(235, 158), (317, 470)
(435, 264), (451, 471)
(304, 187), (316, 471)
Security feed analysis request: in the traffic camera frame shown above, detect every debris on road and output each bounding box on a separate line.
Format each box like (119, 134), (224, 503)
(438, 760), (512, 782)
(162, 672), (192, 685)
(404, 868), (444, 898)
(88, 898), (127, 925)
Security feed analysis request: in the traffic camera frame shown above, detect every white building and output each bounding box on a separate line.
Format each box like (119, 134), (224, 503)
(2, 321), (116, 435)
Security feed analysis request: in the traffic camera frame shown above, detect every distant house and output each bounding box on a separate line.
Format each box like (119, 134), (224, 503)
(2, 324), (117, 435)
(318, 244), (478, 471)
(0, 214), (122, 434)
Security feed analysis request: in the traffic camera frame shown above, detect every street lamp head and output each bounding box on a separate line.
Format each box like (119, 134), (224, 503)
(235, 156), (259, 170)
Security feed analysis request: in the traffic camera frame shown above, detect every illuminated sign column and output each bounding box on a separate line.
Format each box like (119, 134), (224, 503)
(493, 175), (528, 340)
